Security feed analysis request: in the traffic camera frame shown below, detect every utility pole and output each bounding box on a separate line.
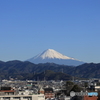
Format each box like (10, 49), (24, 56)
(44, 70), (46, 81)
(61, 68), (63, 73)
(34, 71), (35, 75)
(72, 76), (74, 82)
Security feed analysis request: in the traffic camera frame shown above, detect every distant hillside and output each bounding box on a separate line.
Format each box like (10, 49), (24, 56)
(33, 70), (72, 80)
(0, 60), (73, 80)
(0, 60), (100, 79)
(68, 63), (100, 78)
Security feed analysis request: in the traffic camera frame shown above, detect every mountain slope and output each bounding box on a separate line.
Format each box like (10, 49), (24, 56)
(33, 70), (72, 80)
(0, 60), (74, 80)
(0, 60), (100, 79)
(27, 49), (84, 66)
(67, 63), (100, 78)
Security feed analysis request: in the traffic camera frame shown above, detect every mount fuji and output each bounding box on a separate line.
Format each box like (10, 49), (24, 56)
(26, 49), (84, 66)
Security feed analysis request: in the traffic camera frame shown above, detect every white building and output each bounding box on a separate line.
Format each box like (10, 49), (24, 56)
(95, 86), (100, 91)
(0, 94), (45, 100)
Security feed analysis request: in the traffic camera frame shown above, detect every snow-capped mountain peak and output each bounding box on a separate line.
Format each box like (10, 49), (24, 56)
(35, 49), (75, 60)
(26, 49), (84, 66)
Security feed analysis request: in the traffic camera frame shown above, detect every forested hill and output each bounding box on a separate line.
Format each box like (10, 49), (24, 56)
(0, 60), (100, 79)
(67, 63), (100, 78)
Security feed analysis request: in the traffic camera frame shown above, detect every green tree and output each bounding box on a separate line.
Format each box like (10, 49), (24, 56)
(65, 81), (83, 96)
(71, 84), (83, 92)
(66, 81), (74, 86)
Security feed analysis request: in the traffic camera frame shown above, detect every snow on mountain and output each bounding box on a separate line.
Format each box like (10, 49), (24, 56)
(26, 49), (84, 66)
(33, 49), (75, 60)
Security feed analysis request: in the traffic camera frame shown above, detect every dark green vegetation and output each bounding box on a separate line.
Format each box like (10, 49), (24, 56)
(0, 60), (72, 80)
(65, 81), (83, 95)
(33, 70), (72, 80)
(0, 60), (100, 80)
(68, 63), (100, 78)
(56, 81), (83, 97)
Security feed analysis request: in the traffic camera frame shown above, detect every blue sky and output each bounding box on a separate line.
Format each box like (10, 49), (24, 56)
(0, 0), (100, 63)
